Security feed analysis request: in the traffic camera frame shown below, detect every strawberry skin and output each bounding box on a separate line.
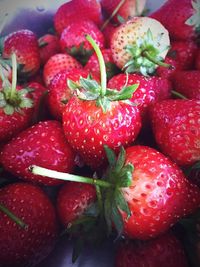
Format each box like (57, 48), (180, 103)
(43, 53), (82, 87)
(115, 232), (189, 267)
(57, 182), (96, 226)
(150, 100), (200, 167)
(0, 120), (75, 186)
(121, 145), (200, 239)
(3, 29), (40, 76)
(0, 182), (58, 267)
(54, 0), (102, 35)
(63, 96), (141, 169)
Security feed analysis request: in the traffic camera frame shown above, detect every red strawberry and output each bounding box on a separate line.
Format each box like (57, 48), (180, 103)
(115, 232), (189, 267)
(43, 53), (82, 87)
(150, 99), (200, 167)
(172, 71), (200, 100)
(0, 182), (58, 267)
(54, 0), (102, 35)
(0, 120), (75, 186)
(60, 20), (105, 65)
(196, 49), (200, 70)
(2, 29), (40, 76)
(38, 34), (61, 65)
(110, 17), (170, 75)
(102, 22), (116, 48)
(57, 182), (96, 227)
(84, 48), (120, 80)
(101, 0), (147, 24)
(48, 69), (94, 120)
(150, 0), (200, 41)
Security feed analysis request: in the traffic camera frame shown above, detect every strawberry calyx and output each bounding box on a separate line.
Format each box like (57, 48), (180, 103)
(66, 43), (93, 65)
(124, 29), (171, 76)
(0, 53), (33, 115)
(185, 0), (200, 34)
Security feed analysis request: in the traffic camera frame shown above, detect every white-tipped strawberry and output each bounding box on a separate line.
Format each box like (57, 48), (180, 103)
(110, 17), (170, 76)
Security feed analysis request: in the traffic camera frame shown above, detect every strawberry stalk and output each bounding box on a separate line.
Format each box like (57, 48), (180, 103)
(142, 51), (171, 68)
(0, 203), (28, 230)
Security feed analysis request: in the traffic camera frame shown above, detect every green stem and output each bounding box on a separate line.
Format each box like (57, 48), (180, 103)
(0, 203), (28, 230)
(171, 90), (188, 100)
(143, 51), (171, 68)
(101, 0), (126, 30)
(10, 53), (17, 99)
(85, 35), (107, 97)
(29, 165), (112, 188)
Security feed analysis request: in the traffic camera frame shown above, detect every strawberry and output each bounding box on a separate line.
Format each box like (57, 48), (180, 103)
(60, 20), (105, 65)
(48, 69), (96, 121)
(57, 182), (96, 227)
(54, 0), (102, 35)
(115, 232), (189, 267)
(0, 182), (58, 267)
(38, 34), (61, 65)
(2, 29), (40, 76)
(84, 48), (120, 80)
(172, 71), (200, 100)
(110, 17), (170, 75)
(101, 0), (147, 24)
(43, 53), (82, 87)
(196, 49), (200, 70)
(150, 99), (200, 167)
(101, 22), (116, 48)
(150, 0), (200, 41)
(0, 120), (76, 186)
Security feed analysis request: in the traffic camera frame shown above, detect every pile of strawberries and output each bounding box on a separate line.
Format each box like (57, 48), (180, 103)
(0, 0), (200, 266)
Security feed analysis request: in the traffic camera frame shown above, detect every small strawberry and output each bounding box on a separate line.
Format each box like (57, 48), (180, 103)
(0, 120), (76, 186)
(172, 71), (200, 100)
(43, 53), (82, 87)
(150, 0), (200, 41)
(2, 29), (40, 76)
(150, 99), (200, 167)
(110, 17), (170, 75)
(60, 20), (105, 65)
(38, 34), (61, 65)
(54, 0), (103, 35)
(0, 182), (58, 267)
(84, 48), (120, 80)
(115, 232), (189, 267)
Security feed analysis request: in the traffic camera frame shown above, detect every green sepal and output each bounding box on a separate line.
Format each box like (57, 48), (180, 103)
(111, 203), (124, 237)
(38, 41), (48, 48)
(104, 145), (117, 167)
(67, 79), (81, 91)
(115, 189), (131, 218)
(3, 104), (14, 115)
(79, 77), (101, 94)
(185, 0), (200, 34)
(66, 43), (93, 65)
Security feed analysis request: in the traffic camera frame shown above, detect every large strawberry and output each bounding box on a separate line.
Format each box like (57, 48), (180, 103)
(110, 17), (170, 75)
(60, 20), (105, 65)
(0, 120), (75, 186)
(150, 99), (200, 167)
(62, 35), (141, 169)
(0, 182), (58, 267)
(2, 29), (40, 77)
(54, 0), (102, 35)
(150, 0), (200, 41)
(43, 53), (82, 87)
(115, 232), (189, 267)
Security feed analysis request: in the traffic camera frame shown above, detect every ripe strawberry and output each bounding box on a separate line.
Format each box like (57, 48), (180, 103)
(101, 0), (147, 24)
(43, 53), (82, 87)
(0, 182), (58, 267)
(38, 34), (61, 65)
(172, 71), (200, 100)
(110, 17), (170, 75)
(150, 99), (200, 167)
(196, 49), (200, 70)
(60, 20), (105, 65)
(2, 29), (40, 76)
(0, 120), (76, 186)
(57, 182), (96, 227)
(115, 232), (189, 267)
(54, 0), (102, 35)
(84, 49), (120, 80)
(48, 69), (93, 120)
(150, 0), (200, 41)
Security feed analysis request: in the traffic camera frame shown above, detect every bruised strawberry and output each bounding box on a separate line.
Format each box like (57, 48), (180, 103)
(0, 120), (75, 186)
(43, 53), (82, 87)
(54, 0), (102, 35)
(2, 29), (40, 76)
(150, 99), (200, 167)
(0, 182), (58, 267)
